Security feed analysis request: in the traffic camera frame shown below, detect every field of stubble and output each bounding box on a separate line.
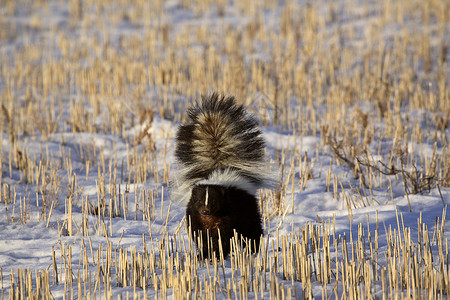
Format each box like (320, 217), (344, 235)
(0, 0), (449, 298)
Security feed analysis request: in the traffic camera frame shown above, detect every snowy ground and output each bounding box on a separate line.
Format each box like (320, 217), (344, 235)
(0, 0), (449, 298)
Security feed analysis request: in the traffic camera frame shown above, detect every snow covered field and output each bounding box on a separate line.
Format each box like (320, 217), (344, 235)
(0, 0), (449, 298)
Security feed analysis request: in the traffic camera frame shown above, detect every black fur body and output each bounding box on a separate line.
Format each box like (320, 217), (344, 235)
(186, 184), (263, 259)
(174, 93), (267, 259)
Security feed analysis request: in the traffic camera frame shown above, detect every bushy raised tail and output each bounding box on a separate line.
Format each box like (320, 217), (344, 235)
(173, 93), (269, 202)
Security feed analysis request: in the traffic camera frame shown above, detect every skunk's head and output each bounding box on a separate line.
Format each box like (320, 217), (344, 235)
(190, 185), (227, 216)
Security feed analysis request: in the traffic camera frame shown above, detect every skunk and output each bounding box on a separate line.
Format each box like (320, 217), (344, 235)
(174, 93), (270, 259)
